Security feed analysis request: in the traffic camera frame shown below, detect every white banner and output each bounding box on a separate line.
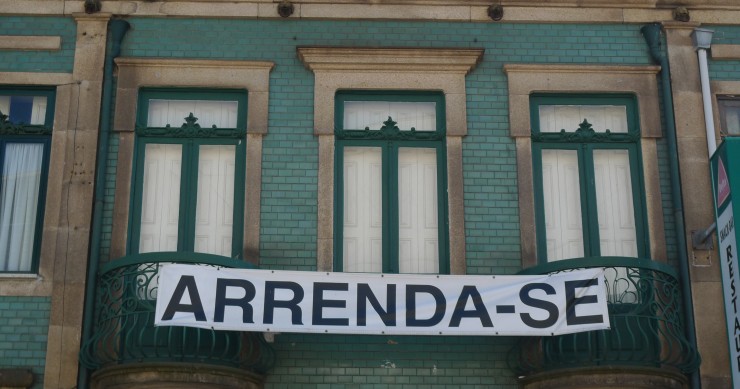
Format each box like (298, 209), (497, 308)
(154, 264), (610, 336)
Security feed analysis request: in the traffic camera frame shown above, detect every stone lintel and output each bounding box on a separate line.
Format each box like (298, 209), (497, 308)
(711, 44), (740, 60)
(298, 47), (483, 74)
(0, 35), (61, 51)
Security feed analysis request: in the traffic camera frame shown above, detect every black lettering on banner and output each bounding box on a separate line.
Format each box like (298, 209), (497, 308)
(264, 281), (304, 325)
(312, 282), (349, 326)
(406, 285), (446, 327)
(357, 284), (396, 326)
(564, 279), (604, 326)
(519, 283), (558, 329)
(161, 275), (206, 322)
(214, 278), (256, 323)
(449, 285), (493, 328)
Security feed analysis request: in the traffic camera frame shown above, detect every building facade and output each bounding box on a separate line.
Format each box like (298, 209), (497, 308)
(0, 0), (739, 388)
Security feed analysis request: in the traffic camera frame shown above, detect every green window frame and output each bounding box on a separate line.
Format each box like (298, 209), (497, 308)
(334, 91), (449, 274)
(530, 94), (649, 263)
(0, 87), (54, 273)
(719, 96), (740, 136)
(128, 88), (248, 258)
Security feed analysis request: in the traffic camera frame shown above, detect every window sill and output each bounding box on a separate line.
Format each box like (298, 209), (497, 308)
(0, 273), (40, 279)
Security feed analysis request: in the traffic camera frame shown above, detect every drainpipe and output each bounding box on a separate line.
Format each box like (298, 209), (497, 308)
(692, 28), (717, 157)
(78, 18), (130, 389)
(641, 23), (701, 389)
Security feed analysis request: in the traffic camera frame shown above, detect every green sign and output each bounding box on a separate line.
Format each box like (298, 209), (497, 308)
(711, 138), (740, 387)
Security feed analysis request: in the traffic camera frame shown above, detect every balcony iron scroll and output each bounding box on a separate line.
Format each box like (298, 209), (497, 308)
(508, 256), (700, 376)
(79, 252), (275, 373)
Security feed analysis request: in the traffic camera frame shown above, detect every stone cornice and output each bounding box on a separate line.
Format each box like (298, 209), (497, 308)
(115, 57), (275, 72)
(5, 1), (740, 23)
(298, 47), (483, 74)
(114, 57), (274, 135)
(503, 64), (661, 75)
(504, 63), (662, 138)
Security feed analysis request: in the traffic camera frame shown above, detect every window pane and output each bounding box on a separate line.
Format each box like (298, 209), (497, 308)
(343, 101), (436, 131)
(539, 105), (627, 133)
(398, 148), (438, 273)
(594, 149), (637, 257)
(343, 147), (383, 273)
(542, 149), (584, 261)
(147, 99), (238, 128)
(139, 144), (182, 253)
(0, 143), (43, 271)
(194, 145), (236, 257)
(720, 100), (740, 136)
(0, 95), (48, 125)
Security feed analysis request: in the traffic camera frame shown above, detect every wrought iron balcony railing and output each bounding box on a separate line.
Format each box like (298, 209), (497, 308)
(79, 252), (275, 373)
(508, 256), (700, 376)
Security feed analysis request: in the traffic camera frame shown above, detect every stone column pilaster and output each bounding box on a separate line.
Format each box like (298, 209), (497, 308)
(663, 21), (729, 388)
(44, 13), (110, 389)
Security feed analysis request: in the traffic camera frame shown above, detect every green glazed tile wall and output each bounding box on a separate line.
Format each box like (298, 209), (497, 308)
(708, 25), (740, 81)
(0, 16), (76, 73)
(97, 18), (673, 387)
(0, 296), (50, 389)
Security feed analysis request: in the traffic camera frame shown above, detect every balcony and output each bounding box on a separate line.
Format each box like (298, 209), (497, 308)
(508, 257), (700, 388)
(79, 252), (274, 388)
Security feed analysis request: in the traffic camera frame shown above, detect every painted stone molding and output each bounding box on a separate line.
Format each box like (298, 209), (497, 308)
(711, 45), (740, 60)
(298, 46), (483, 136)
(0, 36), (60, 51)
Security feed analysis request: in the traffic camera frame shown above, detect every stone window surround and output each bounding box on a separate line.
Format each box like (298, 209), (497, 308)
(503, 64), (667, 269)
(109, 58), (274, 264)
(297, 46), (484, 274)
(0, 72), (73, 295)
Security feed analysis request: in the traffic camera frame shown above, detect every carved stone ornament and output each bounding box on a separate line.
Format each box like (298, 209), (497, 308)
(0, 111), (52, 136)
(136, 112), (246, 138)
(336, 116), (444, 141)
(532, 119), (639, 143)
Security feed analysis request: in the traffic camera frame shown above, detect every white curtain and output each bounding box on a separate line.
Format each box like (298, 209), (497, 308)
(139, 144), (182, 253)
(0, 143), (44, 271)
(343, 101), (436, 131)
(538, 105), (627, 133)
(594, 149), (638, 257)
(343, 147), (383, 272)
(541, 149), (584, 261)
(342, 146), (440, 274)
(398, 147), (439, 273)
(195, 145), (236, 257)
(148, 99), (238, 128)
